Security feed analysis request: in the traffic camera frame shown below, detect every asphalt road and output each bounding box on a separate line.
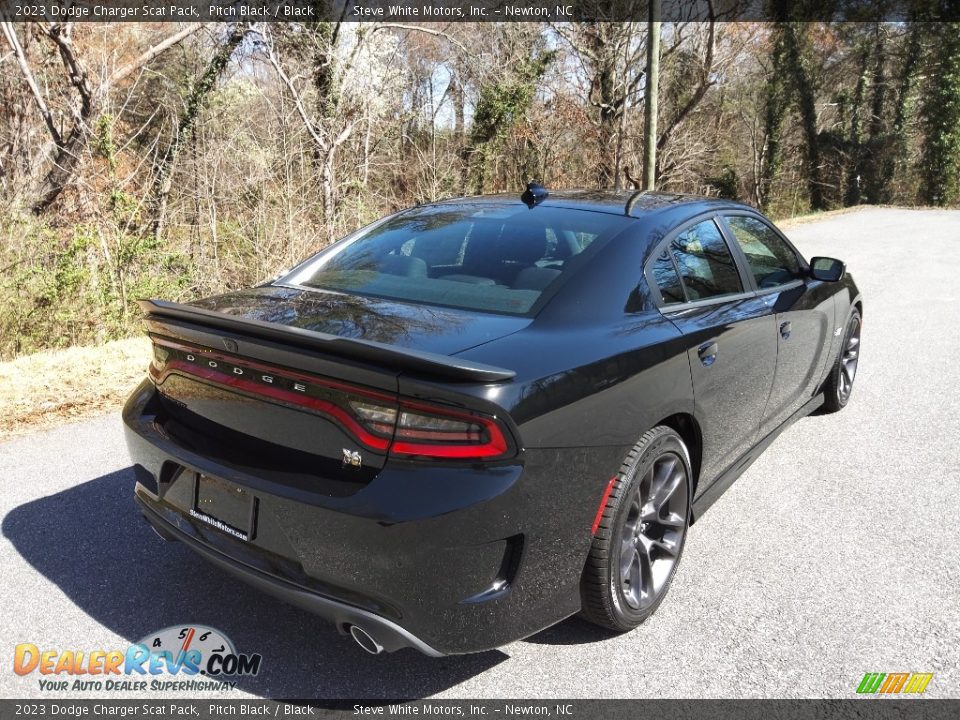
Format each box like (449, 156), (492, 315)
(1, 207), (958, 700)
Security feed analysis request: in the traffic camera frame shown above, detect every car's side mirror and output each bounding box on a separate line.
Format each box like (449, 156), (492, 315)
(809, 256), (845, 282)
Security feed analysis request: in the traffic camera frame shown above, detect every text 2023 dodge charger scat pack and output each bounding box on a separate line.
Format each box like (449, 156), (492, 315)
(125, 187), (862, 656)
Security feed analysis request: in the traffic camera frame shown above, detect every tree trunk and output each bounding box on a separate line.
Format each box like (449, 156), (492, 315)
(596, 63), (619, 189)
(320, 146), (336, 238)
(862, 26), (888, 204)
(879, 23), (923, 199)
(919, 22), (960, 206)
(451, 70), (468, 194)
(30, 23), (95, 214)
(28, 22), (205, 215)
(844, 40), (870, 207)
(31, 110), (96, 214)
(760, 25), (789, 211)
(1, 22), (62, 148)
(149, 24), (246, 238)
(784, 23), (826, 210)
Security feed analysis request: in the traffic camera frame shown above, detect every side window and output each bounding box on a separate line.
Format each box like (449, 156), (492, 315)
(652, 250), (685, 305)
(725, 216), (802, 289)
(669, 219), (743, 301)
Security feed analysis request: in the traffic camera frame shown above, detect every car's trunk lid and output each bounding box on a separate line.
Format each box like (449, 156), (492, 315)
(141, 287), (519, 484)
(188, 285), (531, 357)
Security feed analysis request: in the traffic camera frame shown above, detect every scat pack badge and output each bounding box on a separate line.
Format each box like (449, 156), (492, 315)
(13, 625), (262, 692)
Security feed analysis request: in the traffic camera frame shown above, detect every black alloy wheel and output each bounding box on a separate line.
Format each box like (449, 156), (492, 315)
(618, 452), (688, 612)
(581, 426), (691, 631)
(822, 309), (862, 413)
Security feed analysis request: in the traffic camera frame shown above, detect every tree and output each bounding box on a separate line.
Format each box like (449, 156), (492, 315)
(878, 20), (924, 201)
(759, 20), (827, 211)
(784, 23), (826, 210)
(760, 25), (790, 211)
(1, 22), (206, 214)
(553, 21), (647, 188)
(861, 24), (890, 204)
(655, 17), (719, 184)
(264, 17), (417, 235)
(918, 22), (960, 206)
(148, 24), (249, 238)
(467, 25), (553, 193)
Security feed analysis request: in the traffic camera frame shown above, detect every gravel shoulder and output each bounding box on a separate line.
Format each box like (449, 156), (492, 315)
(0, 337), (149, 440)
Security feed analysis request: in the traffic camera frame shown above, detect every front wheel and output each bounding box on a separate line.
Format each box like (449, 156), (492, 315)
(580, 426), (691, 632)
(821, 309), (861, 413)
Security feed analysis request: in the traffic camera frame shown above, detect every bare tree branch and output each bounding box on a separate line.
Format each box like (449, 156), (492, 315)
(372, 23), (470, 56)
(30, 22), (206, 213)
(1, 22), (62, 147)
(265, 36), (328, 151)
(110, 23), (207, 84)
(657, 10), (717, 155)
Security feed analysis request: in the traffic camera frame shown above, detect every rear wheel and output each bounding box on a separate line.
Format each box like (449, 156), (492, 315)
(821, 309), (861, 413)
(580, 426), (691, 631)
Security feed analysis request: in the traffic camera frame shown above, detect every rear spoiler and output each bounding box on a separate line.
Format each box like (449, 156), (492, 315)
(138, 299), (516, 383)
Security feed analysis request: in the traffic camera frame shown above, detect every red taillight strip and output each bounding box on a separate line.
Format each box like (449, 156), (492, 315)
(391, 399), (510, 459)
(591, 476), (618, 535)
(391, 418), (508, 459)
(152, 361), (390, 451)
(150, 337), (514, 461)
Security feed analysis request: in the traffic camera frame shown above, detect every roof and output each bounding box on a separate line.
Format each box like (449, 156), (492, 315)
(432, 189), (752, 219)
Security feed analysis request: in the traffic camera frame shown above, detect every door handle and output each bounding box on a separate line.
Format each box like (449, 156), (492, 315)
(698, 341), (719, 366)
(780, 321), (792, 340)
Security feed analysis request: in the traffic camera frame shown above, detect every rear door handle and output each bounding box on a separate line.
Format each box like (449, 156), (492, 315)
(698, 341), (719, 366)
(780, 321), (792, 339)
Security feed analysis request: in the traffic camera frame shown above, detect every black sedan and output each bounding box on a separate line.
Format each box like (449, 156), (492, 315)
(124, 187), (862, 656)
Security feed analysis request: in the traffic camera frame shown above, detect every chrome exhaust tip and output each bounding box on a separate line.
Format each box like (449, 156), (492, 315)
(143, 517), (177, 543)
(349, 625), (384, 655)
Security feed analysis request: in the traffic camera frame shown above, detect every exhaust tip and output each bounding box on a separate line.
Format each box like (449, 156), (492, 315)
(150, 526), (174, 542)
(143, 517), (177, 543)
(349, 625), (384, 655)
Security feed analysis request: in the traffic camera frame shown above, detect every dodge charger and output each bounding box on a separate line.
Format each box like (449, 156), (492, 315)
(124, 186), (863, 655)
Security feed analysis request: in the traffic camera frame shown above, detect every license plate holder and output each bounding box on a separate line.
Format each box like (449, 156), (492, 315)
(191, 474), (257, 541)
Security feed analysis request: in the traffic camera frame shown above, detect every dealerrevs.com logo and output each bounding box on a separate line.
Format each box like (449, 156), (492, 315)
(13, 625), (262, 692)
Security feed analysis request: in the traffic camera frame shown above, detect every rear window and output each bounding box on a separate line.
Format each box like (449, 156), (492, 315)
(283, 204), (632, 315)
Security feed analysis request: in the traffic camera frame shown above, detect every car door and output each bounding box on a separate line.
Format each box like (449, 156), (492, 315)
(647, 216), (778, 492)
(720, 213), (835, 435)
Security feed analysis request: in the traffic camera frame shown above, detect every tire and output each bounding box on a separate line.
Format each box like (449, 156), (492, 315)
(821, 309), (862, 414)
(580, 426), (692, 632)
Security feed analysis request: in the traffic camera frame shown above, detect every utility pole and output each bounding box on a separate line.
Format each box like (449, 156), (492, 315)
(613, 24), (633, 191)
(643, 0), (661, 190)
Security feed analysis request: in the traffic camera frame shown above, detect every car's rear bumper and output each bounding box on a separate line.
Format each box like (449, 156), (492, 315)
(123, 380), (620, 655)
(135, 495), (443, 655)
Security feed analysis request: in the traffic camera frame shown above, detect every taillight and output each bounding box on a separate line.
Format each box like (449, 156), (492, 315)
(348, 398), (510, 460)
(150, 338), (513, 462)
(347, 401), (397, 436)
(390, 404), (510, 459)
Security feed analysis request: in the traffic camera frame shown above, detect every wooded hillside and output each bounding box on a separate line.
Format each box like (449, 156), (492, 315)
(2, 16), (958, 358)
